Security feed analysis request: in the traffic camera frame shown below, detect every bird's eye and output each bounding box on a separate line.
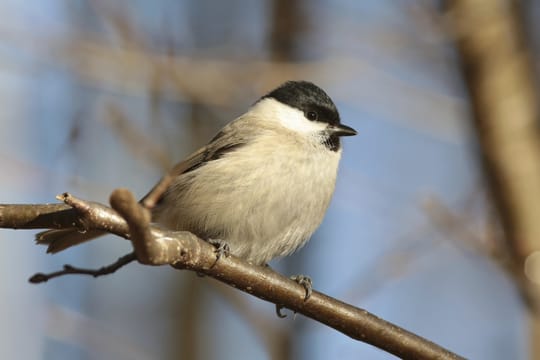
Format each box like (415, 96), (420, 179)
(306, 111), (318, 121)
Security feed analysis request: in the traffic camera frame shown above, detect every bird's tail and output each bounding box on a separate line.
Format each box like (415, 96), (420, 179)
(36, 229), (106, 253)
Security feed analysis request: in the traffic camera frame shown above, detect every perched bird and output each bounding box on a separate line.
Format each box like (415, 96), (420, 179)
(37, 81), (356, 266)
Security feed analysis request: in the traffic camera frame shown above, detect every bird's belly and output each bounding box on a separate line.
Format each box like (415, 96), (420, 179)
(154, 146), (339, 264)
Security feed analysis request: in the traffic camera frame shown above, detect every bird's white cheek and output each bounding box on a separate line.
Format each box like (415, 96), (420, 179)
(249, 98), (328, 136)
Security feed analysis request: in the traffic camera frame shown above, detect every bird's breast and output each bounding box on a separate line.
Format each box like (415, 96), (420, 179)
(154, 136), (342, 264)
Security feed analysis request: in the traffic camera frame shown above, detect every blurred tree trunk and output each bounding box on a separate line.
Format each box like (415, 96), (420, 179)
(269, 0), (307, 62)
(447, 0), (540, 358)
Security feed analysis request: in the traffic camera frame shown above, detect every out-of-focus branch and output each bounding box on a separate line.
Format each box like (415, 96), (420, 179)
(210, 281), (288, 359)
(0, 23), (467, 143)
(105, 104), (172, 171)
(0, 190), (464, 360)
(447, 0), (540, 298)
(423, 195), (509, 261)
(423, 196), (535, 307)
(447, 0), (540, 357)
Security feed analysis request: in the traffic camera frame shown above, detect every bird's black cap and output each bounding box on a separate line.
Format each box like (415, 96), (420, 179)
(262, 81), (356, 150)
(263, 81), (340, 125)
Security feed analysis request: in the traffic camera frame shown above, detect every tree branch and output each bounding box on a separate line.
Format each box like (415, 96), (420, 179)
(29, 252), (137, 283)
(0, 189), (464, 360)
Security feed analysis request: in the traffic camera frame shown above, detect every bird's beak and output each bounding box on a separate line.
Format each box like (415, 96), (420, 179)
(329, 124), (357, 137)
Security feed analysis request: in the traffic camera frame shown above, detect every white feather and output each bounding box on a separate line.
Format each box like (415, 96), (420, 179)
(250, 98), (329, 135)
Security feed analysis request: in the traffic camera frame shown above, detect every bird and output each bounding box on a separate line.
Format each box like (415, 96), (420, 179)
(37, 80), (356, 266)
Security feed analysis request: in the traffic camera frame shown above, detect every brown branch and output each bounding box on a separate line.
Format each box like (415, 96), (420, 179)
(447, 0), (540, 264)
(0, 190), (464, 360)
(109, 189), (154, 262)
(29, 252), (137, 283)
(0, 194), (129, 237)
(139, 174), (174, 209)
(447, 0), (540, 300)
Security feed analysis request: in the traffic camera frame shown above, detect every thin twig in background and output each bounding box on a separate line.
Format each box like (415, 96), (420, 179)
(105, 104), (172, 171)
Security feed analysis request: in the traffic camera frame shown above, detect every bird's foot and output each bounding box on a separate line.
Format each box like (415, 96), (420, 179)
(291, 274), (312, 300)
(275, 304), (287, 318)
(207, 238), (231, 262)
(275, 275), (312, 318)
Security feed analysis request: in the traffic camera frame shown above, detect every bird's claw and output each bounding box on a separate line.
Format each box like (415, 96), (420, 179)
(207, 238), (230, 262)
(291, 274), (312, 300)
(274, 275), (312, 319)
(275, 304), (287, 318)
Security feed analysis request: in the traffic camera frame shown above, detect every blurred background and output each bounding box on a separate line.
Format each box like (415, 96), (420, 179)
(1, 1), (539, 359)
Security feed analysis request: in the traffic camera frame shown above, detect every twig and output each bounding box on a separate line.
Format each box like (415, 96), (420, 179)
(105, 104), (171, 171)
(0, 191), (465, 360)
(28, 252), (137, 283)
(139, 174), (174, 209)
(0, 203), (75, 229)
(0, 194), (130, 238)
(109, 188), (154, 263)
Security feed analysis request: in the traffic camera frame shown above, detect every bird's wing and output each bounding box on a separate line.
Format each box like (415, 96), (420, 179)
(141, 114), (258, 207)
(171, 115), (259, 176)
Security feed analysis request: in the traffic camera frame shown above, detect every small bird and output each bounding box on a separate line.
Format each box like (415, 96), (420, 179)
(37, 81), (356, 266)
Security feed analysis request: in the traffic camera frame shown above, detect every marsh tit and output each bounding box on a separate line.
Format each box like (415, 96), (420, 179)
(37, 81), (356, 265)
